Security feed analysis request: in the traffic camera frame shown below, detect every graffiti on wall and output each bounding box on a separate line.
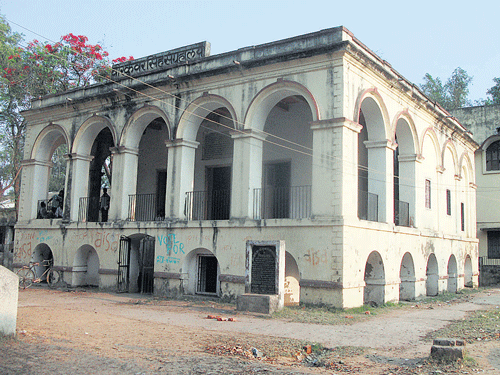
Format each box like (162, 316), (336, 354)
(304, 248), (328, 266)
(156, 256), (181, 264)
(14, 229), (119, 263)
(157, 233), (185, 255)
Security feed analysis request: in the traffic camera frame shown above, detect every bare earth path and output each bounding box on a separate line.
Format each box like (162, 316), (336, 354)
(2, 287), (500, 374)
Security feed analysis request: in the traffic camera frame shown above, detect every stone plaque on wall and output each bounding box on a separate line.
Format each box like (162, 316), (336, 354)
(250, 246), (276, 294)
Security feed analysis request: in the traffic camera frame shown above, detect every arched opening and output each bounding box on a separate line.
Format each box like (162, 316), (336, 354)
(131, 116), (170, 221)
(364, 251), (385, 306)
(426, 254), (439, 296)
(259, 95), (313, 219)
(464, 255), (473, 287)
(284, 252), (300, 306)
(357, 96), (387, 222)
(393, 117), (416, 227)
(182, 248), (220, 295)
(32, 243), (54, 281)
(117, 234), (155, 294)
(72, 245), (100, 287)
(447, 254), (458, 293)
(84, 127), (115, 222)
(30, 125), (69, 220)
(190, 108), (234, 220)
(399, 252), (416, 301)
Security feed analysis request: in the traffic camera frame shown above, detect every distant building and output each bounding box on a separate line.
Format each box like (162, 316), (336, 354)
(452, 104), (500, 285)
(15, 27), (478, 308)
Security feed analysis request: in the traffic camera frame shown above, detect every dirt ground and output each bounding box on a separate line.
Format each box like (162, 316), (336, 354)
(2, 287), (500, 374)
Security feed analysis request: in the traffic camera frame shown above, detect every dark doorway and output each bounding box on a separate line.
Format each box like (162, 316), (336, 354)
(138, 235), (155, 294)
(156, 170), (167, 219)
(87, 128), (114, 222)
(197, 255), (218, 294)
(206, 166), (231, 220)
(117, 234), (155, 294)
(264, 161), (291, 218)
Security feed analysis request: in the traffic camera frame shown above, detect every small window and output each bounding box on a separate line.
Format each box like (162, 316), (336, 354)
(425, 179), (431, 209)
(486, 140), (500, 171)
(460, 202), (465, 231)
(487, 232), (500, 259)
(446, 189), (451, 216)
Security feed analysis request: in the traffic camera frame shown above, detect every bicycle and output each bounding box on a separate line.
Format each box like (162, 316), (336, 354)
(17, 259), (61, 289)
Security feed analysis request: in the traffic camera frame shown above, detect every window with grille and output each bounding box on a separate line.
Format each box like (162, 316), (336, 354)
(425, 179), (431, 209)
(486, 140), (500, 171)
(446, 189), (451, 216)
(488, 231), (500, 259)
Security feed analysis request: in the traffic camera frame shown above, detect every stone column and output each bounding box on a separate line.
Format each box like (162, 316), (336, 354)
(230, 130), (266, 219)
(310, 118), (362, 219)
(364, 140), (396, 223)
(66, 153), (93, 222)
(165, 139), (199, 219)
(108, 146), (139, 221)
(18, 159), (52, 221)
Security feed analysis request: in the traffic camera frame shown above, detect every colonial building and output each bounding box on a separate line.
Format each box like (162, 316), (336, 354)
(14, 26), (478, 308)
(452, 104), (500, 285)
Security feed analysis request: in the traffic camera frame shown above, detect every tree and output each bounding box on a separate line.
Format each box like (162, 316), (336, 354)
(420, 67), (473, 110)
(486, 77), (500, 105)
(0, 15), (132, 215)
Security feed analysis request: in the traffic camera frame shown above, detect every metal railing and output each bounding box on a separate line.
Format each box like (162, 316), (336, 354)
(128, 194), (164, 221)
(253, 185), (311, 220)
(358, 190), (379, 222)
(78, 196), (100, 222)
(185, 189), (230, 221)
(394, 199), (410, 227)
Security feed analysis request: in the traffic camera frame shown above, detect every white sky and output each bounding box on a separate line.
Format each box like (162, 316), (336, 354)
(1, 0), (498, 102)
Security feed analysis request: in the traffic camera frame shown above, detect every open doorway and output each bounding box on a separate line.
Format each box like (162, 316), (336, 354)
(264, 161), (291, 219)
(206, 166), (231, 220)
(197, 255), (218, 294)
(117, 234), (155, 294)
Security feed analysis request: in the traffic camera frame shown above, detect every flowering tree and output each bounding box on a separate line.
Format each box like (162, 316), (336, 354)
(0, 15), (133, 214)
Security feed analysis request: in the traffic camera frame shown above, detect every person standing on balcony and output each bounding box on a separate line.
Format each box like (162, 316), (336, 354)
(48, 189), (64, 218)
(100, 188), (110, 222)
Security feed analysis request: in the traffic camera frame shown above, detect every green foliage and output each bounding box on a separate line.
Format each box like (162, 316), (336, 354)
(0, 15), (116, 212)
(486, 77), (500, 105)
(48, 144), (68, 192)
(420, 67), (473, 110)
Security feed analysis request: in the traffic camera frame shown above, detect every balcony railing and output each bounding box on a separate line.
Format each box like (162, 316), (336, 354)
(128, 194), (164, 221)
(78, 196), (100, 222)
(358, 190), (379, 222)
(185, 190), (230, 221)
(253, 185), (311, 220)
(394, 199), (410, 227)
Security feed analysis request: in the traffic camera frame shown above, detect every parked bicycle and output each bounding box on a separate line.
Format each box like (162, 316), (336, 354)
(17, 259), (61, 289)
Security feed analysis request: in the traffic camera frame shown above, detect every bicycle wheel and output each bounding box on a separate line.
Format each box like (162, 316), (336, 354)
(17, 268), (35, 289)
(47, 269), (61, 288)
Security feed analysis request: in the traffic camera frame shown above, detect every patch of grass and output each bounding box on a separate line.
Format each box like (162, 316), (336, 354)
(271, 301), (404, 325)
(425, 309), (500, 343)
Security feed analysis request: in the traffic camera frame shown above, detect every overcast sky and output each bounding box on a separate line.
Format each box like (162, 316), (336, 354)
(1, 0), (498, 102)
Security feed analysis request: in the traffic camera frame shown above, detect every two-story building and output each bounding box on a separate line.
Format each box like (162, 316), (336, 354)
(14, 26), (478, 308)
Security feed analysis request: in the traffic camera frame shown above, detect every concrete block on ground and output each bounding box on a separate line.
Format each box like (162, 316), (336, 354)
(236, 293), (280, 314)
(0, 265), (18, 336)
(431, 338), (466, 361)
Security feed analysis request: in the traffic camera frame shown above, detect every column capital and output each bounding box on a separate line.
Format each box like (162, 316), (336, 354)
(165, 139), (200, 149)
(364, 139), (397, 151)
(229, 129), (267, 141)
(310, 117), (362, 133)
(20, 158), (52, 168)
(398, 153), (420, 163)
(110, 146), (139, 155)
(64, 153), (94, 162)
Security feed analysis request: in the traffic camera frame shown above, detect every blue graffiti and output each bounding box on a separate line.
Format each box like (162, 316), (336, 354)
(156, 256), (181, 264)
(157, 233), (185, 255)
